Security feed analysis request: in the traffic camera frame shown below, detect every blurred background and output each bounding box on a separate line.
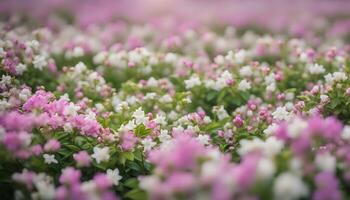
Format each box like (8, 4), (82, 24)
(1, 0), (350, 38)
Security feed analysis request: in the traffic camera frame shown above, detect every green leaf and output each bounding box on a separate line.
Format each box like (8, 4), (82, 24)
(135, 124), (152, 138)
(119, 155), (127, 165)
(124, 189), (147, 200)
(123, 151), (135, 161)
(206, 91), (217, 101)
(62, 144), (81, 152)
(124, 178), (139, 189)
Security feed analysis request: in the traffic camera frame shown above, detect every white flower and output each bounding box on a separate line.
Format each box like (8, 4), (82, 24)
(154, 114), (167, 126)
(43, 154), (58, 164)
(197, 134), (210, 145)
(214, 106), (229, 120)
(315, 152), (336, 172)
(333, 72), (347, 81)
(74, 62), (87, 74)
(159, 94), (172, 103)
(60, 93), (70, 101)
(264, 137), (284, 157)
(320, 94), (330, 103)
(147, 77), (158, 87)
(341, 126), (350, 140)
(273, 172), (309, 200)
(325, 72), (347, 85)
(168, 111), (178, 120)
(93, 51), (108, 64)
(256, 158), (276, 180)
(234, 49), (247, 64)
(0, 75), (11, 87)
(0, 99), (11, 111)
(264, 73), (275, 85)
(266, 83), (276, 92)
(91, 147), (110, 164)
(33, 174), (55, 199)
(238, 137), (283, 157)
(119, 120), (136, 132)
(128, 50), (142, 64)
(132, 107), (148, 125)
(141, 138), (156, 152)
(290, 158), (303, 174)
(272, 106), (290, 121)
(63, 123), (73, 132)
(0, 126), (5, 139)
(173, 126), (184, 133)
(95, 103), (105, 112)
(126, 95), (138, 105)
(88, 72), (99, 82)
(201, 161), (219, 180)
(106, 168), (122, 186)
(114, 100), (129, 113)
(324, 73), (334, 84)
(205, 80), (215, 90)
(213, 78), (227, 90)
(33, 55), (47, 70)
(63, 103), (80, 116)
(221, 70), (233, 82)
(149, 56), (159, 65)
(285, 102), (294, 111)
(72, 46), (84, 57)
(214, 55), (225, 65)
(238, 138), (264, 156)
(308, 63), (325, 74)
(184, 75), (201, 89)
(164, 53), (177, 63)
(85, 110), (96, 120)
(225, 50), (234, 62)
(158, 130), (171, 143)
(142, 65), (152, 74)
(28, 40), (39, 50)
(108, 53), (125, 67)
(286, 92), (295, 100)
(81, 181), (98, 196)
(287, 118), (307, 138)
(299, 52), (308, 62)
(139, 176), (160, 192)
(183, 97), (192, 104)
(238, 79), (251, 91)
(239, 65), (253, 77)
(15, 63), (27, 75)
(203, 116), (212, 124)
(0, 47), (5, 57)
(144, 92), (157, 100)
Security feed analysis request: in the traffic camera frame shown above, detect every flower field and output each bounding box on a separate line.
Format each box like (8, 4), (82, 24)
(1, 0), (350, 199)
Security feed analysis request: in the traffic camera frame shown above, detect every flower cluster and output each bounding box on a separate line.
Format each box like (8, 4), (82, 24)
(1, 0), (350, 199)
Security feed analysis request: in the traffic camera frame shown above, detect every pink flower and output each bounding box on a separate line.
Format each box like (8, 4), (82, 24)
(312, 172), (342, 200)
(121, 131), (137, 151)
(2, 131), (22, 151)
(93, 173), (113, 190)
(44, 139), (61, 152)
(149, 134), (206, 173)
(164, 172), (195, 193)
(233, 115), (244, 128)
(73, 151), (91, 167)
(23, 90), (53, 111)
(232, 154), (259, 189)
(45, 99), (69, 115)
(0, 111), (38, 132)
(59, 167), (81, 185)
(31, 144), (43, 156)
(71, 115), (101, 137)
(346, 88), (350, 96)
